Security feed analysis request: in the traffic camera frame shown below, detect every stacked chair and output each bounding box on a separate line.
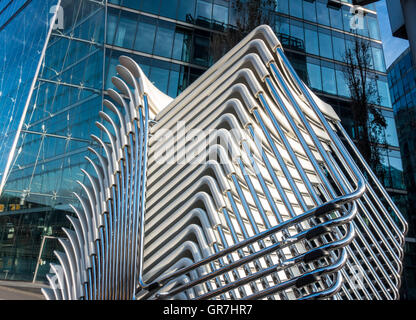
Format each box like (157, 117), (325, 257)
(42, 25), (408, 300)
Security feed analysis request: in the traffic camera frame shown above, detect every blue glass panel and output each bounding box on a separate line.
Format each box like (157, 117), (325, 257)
(384, 114), (399, 147)
(276, 16), (289, 36)
(316, 1), (330, 26)
(0, 0), (59, 181)
(154, 20), (175, 58)
(213, 3), (228, 24)
(160, 0), (179, 19)
(367, 15), (380, 40)
(196, 0), (212, 20)
(172, 29), (191, 62)
(106, 8), (119, 44)
(322, 65), (337, 95)
(372, 46), (386, 72)
(120, 0), (140, 10)
(318, 30), (333, 59)
(305, 27), (319, 56)
(306, 61), (322, 91)
(177, 0), (196, 22)
(172, 31), (185, 60)
(276, 0), (289, 15)
(134, 15), (156, 54)
(168, 70), (180, 97)
(303, 0), (316, 22)
(140, 0), (160, 15)
(336, 69), (349, 97)
(329, 6), (343, 30)
(114, 10), (138, 49)
(332, 33), (346, 61)
(150, 66), (170, 94)
(378, 79), (392, 108)
(389, 150), (405, 190)
(290, 21), (304, 43)
(342, 6), (353, 32)
(289, 0), (302, 18)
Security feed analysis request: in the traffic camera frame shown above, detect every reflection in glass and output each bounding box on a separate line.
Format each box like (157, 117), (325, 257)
(303, 0), (316, 22)
(307, 62), (322, 91)
(332, 34), (346, 61)
(289, 0), (302, 19)
(336, 69), (349, 97)
(322, 66), (337, 95)
(178, 0), (196, 22)
(318, 31), (333, 60)
(329, 6), (343, 30)
(305, 28), (319, 56)
(154, 21), (175, 58)
(196, 0), (212, 20)
(316, 1), (330, 26)
(0, 0), (59, 182)
(134, 16), (156, 54)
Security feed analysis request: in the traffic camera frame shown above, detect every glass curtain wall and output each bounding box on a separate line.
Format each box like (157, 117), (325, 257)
(0, 0), (105, 282)
(388, 48), (416, 299)
(0, 0), (59, 189)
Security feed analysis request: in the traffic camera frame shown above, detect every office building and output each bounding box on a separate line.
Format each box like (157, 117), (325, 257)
(388, 47), (416, 299)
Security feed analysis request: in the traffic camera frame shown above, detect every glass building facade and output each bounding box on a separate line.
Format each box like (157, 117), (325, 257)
(0, 0), (408, 291)
(388, 47), (416, 299)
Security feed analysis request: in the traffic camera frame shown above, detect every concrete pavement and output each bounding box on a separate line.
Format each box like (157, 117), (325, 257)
(0, 281), (46, 300)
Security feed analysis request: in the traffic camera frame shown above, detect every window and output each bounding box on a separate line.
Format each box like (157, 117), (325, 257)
(121, 0), (140, 10)
(213, 3), (228, 24)
(305, 26), (319, 56)
(367, 15), (380, 40)
(329, 6), (343, 30)
(306, 61), (322, 91)
(193, 33), (210, 66)
(303, 0), (316, 22)
(150, 67), (170, 93)
(172, 31), (184, 61)
(106, 9), (118, 45)
(289, 0), (302, 18)
(389, 150), (406, 190)
(173, 29), (192, 62)
(322, 65), (337, 95)
(378, 79), (392, 108)
(134, 16), (156, 54)
(277, 0), (289, 15)
(318, 30), (333, 59)
(212, 0), (229, 24)
(276, 16), (289, 36)
(149, 60), (171, 93)
(290, 20), (304, 43)
(342, 6), (353, 32)
(178, 0), (196, 22)
(332, 34), (345, 62)
(160, 0), (179, 19)
(383, 113), (399, 147)
(336, 69), (349, 97)
(168, 66), (181, 97)
(114, 11), (137, 49)
(372, 47), (386, 72)
(356, 16), (369, 38)
(140, 0), (160, 15)
(153, 20), (175, 58)
(196, 0), (212, 20)
(316, 1), (330, 26)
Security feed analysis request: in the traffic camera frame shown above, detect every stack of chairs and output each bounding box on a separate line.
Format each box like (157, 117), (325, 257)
(42, 25), (407, 300)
